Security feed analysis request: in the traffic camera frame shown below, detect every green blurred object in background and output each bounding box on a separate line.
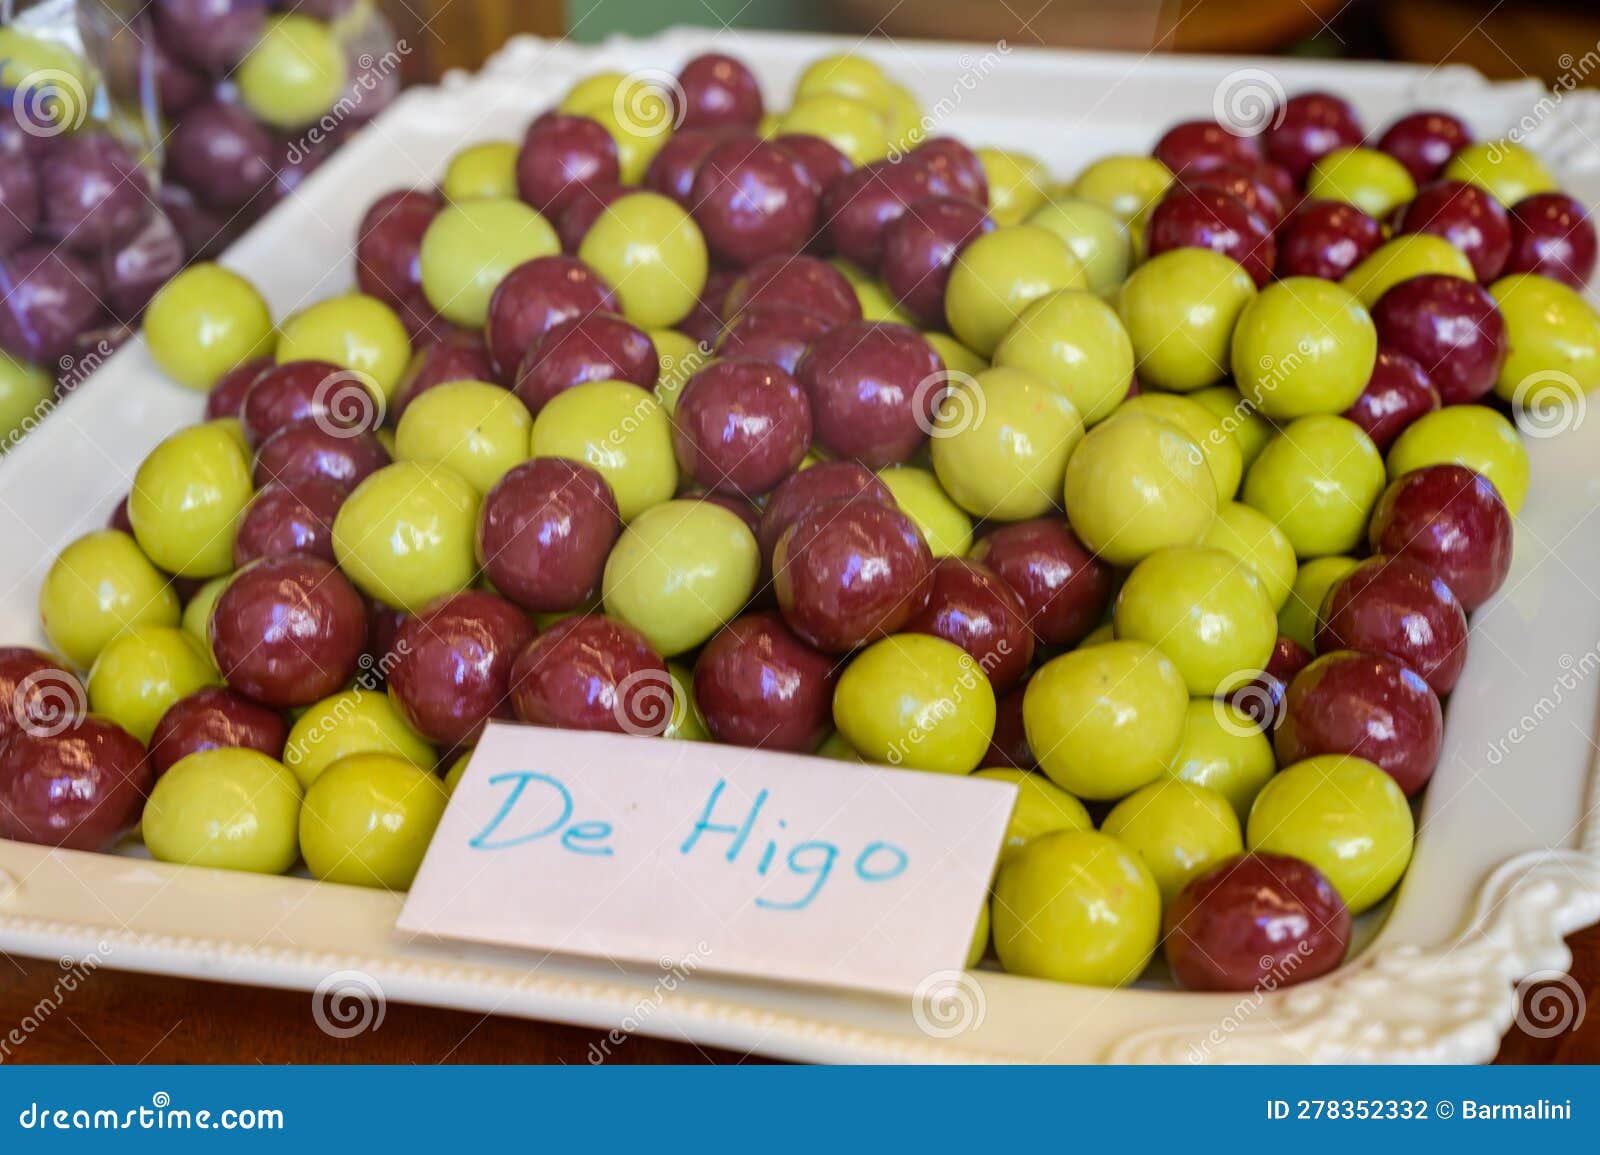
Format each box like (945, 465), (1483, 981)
(564, 0), (825, 41)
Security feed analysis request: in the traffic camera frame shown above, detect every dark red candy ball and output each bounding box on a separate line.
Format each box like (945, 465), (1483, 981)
(1263, 91), (1363, 184)
(795, 321), (944, 467)
(210, 556), (369, 708)
(773, 498), (934, 653)
(1164, 852), (1352, 992)
(0, 717), (149, 851)
(1154, 119), (1266, 176)
(0, 244), (100, 363)
(478, 458), (622, 613)
(1181, 163), (1287, 229)
(1276, 650), (1443, 796)
(676, 53), (764, 130)
(555, 182), (630, 254)
(881, 195), (993, 326)
(509, 615), (670, 735)
(0, 647), (85, 745)
(914, 138), (989, 204)
(1317, 554), (1470, 696)
(1376, 110), (1472, 185)
(673, 357), (812, 497)
(722, 254), (860, 325)
(1394, 180), (1511, 283)
(1370, 274), (1506, 406)
(694, 612), (836, 752)
(820, 159), (935, 270)
(644, 128), (724, 209)
(1341, 347), (1440, 453)
(1275, 199), (1383, 281)
(1147, 185), (1275, 287)
(984, 684), (1035, 770)
(904, 557), (1034, 693)
(147, 686), (288, 777)
(252, 426), (390, 492)
(1228, 634), (1313, 733)
(516, 112), (621, 218)
(38, 131), (153, 253)
(968, 519), (1113, 649)
(241, 360), (380, 447)
(484, 255), (618, 382)
(388, 591), (537, 747)
(355, 189), (438, 309)
(232, 477), (348, 567)
(513, 311), (656, 414)
(716, 304), (831, 374)
(1504, 193), (1598, 289)
(204, 356), (272, 421)
(756, 460), (895, 572)
(774, 134), (853, 201)
(394, 330), (498, 419)
(690, 137), (818, 268)
(1368, 464), (1513, 611)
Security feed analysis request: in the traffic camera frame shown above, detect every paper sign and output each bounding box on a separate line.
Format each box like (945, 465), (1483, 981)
(397, 723), (1017, 995)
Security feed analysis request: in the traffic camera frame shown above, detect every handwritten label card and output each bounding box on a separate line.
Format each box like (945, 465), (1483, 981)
(397, 723), (1017, 995)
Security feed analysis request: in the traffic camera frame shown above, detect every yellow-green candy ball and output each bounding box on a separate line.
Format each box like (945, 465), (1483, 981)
(142, 748), (303, 874)
(442, 141), (520, 201)
(1443, 141), (1557, 206)
(834, 634), (996, 776)
(992, 830), (1161, 986)
(973, 766), (1093, 865)
(1279, 555), (1359, 652)
(394, 380), (530, 494)
(275, 293), (412, 405)
(1117, 247), (1256, 393)
(991, 289), (1133, 425)
(945, 226), (1088, 357)
(236, 14), (347, 130)
(300, 752), (449, 890)
(1385, 404), (1529, 515)
(779, 95), (889, 166)
(602, 500), (758, 656)
(332, 461), (481, 612)
(87, 625), (218, 744)
(40, 531), (180, 670)
(1306, 146), (1417, 218)
(1189, 384), (1276, 468)
(1116, 392), (1242, 502)
(1071, 154), (1172, 224)
(129, 423), (254, 579)
(1102, 779), (1243, 906)
(1165, 699), (1277, 822)
(1342, 235), (1476, 308)
(1243, 416), (1385, 558)
(0, 352), (53, 443)
(1025, 198), (1132, 295)
(650, 329), (712, 415)
(419, 199), (559, 328)
(1232, 277), (1376, 420)
(976, 147), (1050, 225)
(144, 264), (274, 390)
(875, 466), (973, 557)
(1202, 500), (1297, 611)
(1489, 273), (1600, 403)
(1247, 754), (1414, 915)
(283, 685), (435, 789)
(1023, 640), (1188, 800)
(530, 380), (677, 522)
(579, 193), (708, 330)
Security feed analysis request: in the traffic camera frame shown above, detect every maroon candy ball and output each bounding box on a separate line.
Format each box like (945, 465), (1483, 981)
(0, 717), (149, 851)
(509, 615), (670, 735)
(240, 360), (379, 447)
(232, 477), (348, 567)
(673, 357), (813, 497)
(204, 356), (272, 420)
(795, 321), (944, 467)
(1164, 852), (1352, 992)
(147, 686), (289, 777)
(1376, 110), (1472, 185)
(484, 255), (617, 381)
(513, 311), (656, 413)
(903, 557), (1034, 693)
(984, 684), (1035, 770)
(820, 159), (937, 270)
(394, 330), (498, 418)
(1263, 91), (1363, 184)
(722, 254), (861, 325)
(0, 244), (100, 362)
(1504, 193), (1598, 288)
(1370, 274), (1506, 405)
(210, 556), (369, 708)
(1153, 119), (1265, 175)
(388, 591), (537, 747)
(555, 182), (630, 254)
(1228, 633), (1313, 733)
(516, 112), (621, 218)
(98, 209), (186, 320)
(0, 151), (39, 256)
(880, 195), (993, 326)
(1317, 554), (1470, 696)
(716, 304), (831, 374)
(676, 53), (764, 130)
(774, 134), (853, 201)
(693, 611), (836, 752)
(38, 131), (153, 253)
(1181, 163), (1288, 229)
(1394, 180), (1511, 283)
(0, 647), (85, 745)
(1276, 650), (1443, 796)
(644, 128), (725, 209)
(167, 100), (276, 212)
(355, 188), (438, 309)
(1368, 464), (1513, 611)
(773, 498), (934, 653)
(968, 519), (1113, 649)
(478, 458), (622, 613)
(1275, 199), (1383, 281)
(756, 460), (895, 572)
(1147, 185), (1275, 287)
(690, 137), (819, 267)
(914, 138), (989, 206)
(1341, 347), (1440, 452)
(252, 425), (390, 492)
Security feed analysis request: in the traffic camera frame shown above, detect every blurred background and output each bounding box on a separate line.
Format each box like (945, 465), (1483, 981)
(383, 0), (1600, 86)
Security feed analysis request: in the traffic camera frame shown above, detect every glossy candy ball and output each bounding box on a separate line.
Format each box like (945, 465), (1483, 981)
(694, 612), (836, 753)
(529, 380), (677, 521)
(1369, 464), (1512, 611)
(387, 591), (535, 748)
(477, 457), (621, 613)
(143, 748), (301, 873)
(1117, 248), (1255, 393)
(578, 192), (709, 330)
(144, 263), (274, 390)
(904, 557), (1034, 694)
(40, 531), (180, 669)
(395, 380), (532, 495)
(1395, 180), (1511, 283)
(1371, 274), (1506, 406)
(509, 615), (670, 735)
(690, 137), (818, 268)
(419, 200), (560, 328)
(274, 293), (413, 406)
(1341, 348), (1439, 452)
(484, 254), (617, 381)
(969, 519), (1112, 648)
(795, 321), (944, 468)
(1243, 416), (1385, 559)
(1102, 780), (1243, 906)
(300, 753), (447, 890)
(148, 686), (288, 777)
(1275, 199), (1382, 281)
(1232, 277), (1377, 421)
(673, 358), (813, 497)
(0, 717), (149, 852)
(1504, 193), (1597, 288)
(515, 112), (620, 219)
(87, 626), (218, 745)
(992, 289), (1133, 425)
(128, 423), (254, 579)
(944, 225), (1087, 356)
(1317, 553), (1470, 697)
(1377, 111), (1471, 184)
(1385, 404), (1529, 515)
(332, 461), (481, 613)
(833, 634), (995, 775)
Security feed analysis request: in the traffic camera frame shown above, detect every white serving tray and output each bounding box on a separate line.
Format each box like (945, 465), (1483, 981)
(2, 27), (1600, 1063)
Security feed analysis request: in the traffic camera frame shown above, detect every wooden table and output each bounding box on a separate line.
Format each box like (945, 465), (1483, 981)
(3, 925), (1594, 1063)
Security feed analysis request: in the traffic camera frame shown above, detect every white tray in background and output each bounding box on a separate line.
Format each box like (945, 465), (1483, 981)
(2, 27), (1600, 1063)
